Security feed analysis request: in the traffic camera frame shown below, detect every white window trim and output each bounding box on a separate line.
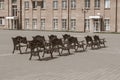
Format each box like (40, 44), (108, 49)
(0, 0), (4, 10)
(32, 19), (37, 29)
(104, 18), (110, 31)
(24, 1), (29, 9)
(53, 0), (58, 9)
(62, 0), (67, 9)
(104, 0), (110, 9)
(71, 19), (76, 30)
(41, 18), (45, 30)
(85, 19), (90, 31)
(62, 19), (67, 30)
(12, 5), (17, 16)
(53, 18), (58, 30)
(41, 0), (46, 9)
(71, 0), (76, 9)
(85, 0), (90, 9)
(25, 18), (29, 29)
(95, 0), (100, 9)
(32, 1), (37, 9)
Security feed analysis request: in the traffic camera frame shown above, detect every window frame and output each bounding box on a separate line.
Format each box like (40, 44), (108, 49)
(85, 19), (90, 31)
(104, 19), (110, 31)
(62, 0), (67, 10)
(41, 18), (45, 30)
(12, 5), (17, 16)
(71, 19), (76, 30)
(53, 0), (58, 10)
(24, 1), (29, 9)
(12, 0), (17, 4)
(71, 0), (76, 10)
(32, 1), (37, 9)
(94, 0), (100, 9)
(41, 0), (46, 9)
(0, 0), (4, 10)
(62, 19), (67, 30)
(85, 0), (90, 9)
(53, 19), (58, 30)
(104, 0), (110, 9)
(32, 19), (37, 29)
(25, 18), (29, 29)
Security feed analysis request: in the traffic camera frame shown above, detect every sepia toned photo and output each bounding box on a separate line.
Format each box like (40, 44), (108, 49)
(0, 0), (120, 80)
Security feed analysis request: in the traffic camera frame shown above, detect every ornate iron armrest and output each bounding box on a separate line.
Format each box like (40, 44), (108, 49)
(100, 38), (106, 42)
(78, 40), (86, 45)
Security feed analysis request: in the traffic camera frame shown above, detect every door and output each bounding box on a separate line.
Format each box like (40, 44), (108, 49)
(11, 19), (18, 29)
(93, 20), (100, 32)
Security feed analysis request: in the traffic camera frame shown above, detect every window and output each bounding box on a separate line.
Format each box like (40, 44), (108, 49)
(32, 1), (37, 9)
(41, 19), (45, 30)
(12, 0), (17, 3)
(85, 0), (90, 9)
(62, 0), (67, 9)
(71, 0), (76, 9)
(104, 19), (110, 31)
(24, 1), (29, 9)
(41, 0), (46, 9)
(0, 0), (4, 10)
(62, 19), (67, 30)
(25, 19), (29, 29)
(95, 0), (100, 9)
(53, 0), (58, 9)
(12, 5), (17, 16)
(53, 19), (58, 30)
(71, 19), (76, 30)
(104, 0), (110, 9)
(0, 17), (5, 25)
(32, 19), (37, 29)
(85, 19), (90, 31)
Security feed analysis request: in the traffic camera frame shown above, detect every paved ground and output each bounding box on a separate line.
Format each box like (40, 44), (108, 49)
(0, 30), (120, 80)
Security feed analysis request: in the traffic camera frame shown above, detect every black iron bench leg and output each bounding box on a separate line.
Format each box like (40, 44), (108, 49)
(58, 49), (61, 56)
(42, 51), (45, 57)
(61, 49), (63, 55)
(12, 47), (15, 54)
(29, 51), (33, 60)
(50, 51), (53, 58)
(68, 49), (70, 54)
(37, 52), (41, 60)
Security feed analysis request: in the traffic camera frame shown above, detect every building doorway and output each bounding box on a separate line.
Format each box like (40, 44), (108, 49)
(93, 19), (100, 32)
(11, 19), (18, 29)
(6, 17), (19, 29)
(89, 16), (102, 32)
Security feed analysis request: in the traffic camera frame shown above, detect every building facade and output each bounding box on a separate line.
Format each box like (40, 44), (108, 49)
(0, 0), (22, 29)
(0, 0), (120, 32)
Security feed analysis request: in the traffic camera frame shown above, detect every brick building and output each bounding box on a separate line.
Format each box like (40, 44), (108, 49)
(0, 0), (22, 29)
(0, 0), (120, 32)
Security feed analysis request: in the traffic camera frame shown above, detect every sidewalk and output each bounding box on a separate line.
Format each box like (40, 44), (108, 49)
(0, 30), (120, 80)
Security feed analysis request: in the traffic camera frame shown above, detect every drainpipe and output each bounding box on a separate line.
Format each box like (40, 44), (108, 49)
(8, 0), (10, 29)
(115, 0), (118, 32)
(68, 0), (70, 31)
(20, 0), (22, 30)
